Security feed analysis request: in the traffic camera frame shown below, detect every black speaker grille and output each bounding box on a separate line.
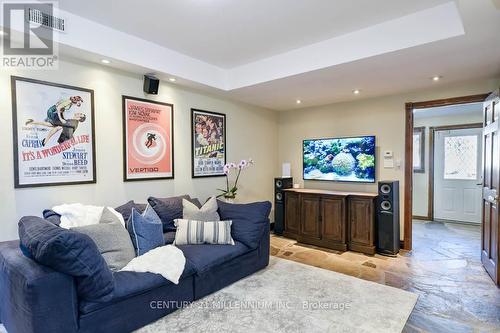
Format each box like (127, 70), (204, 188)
(380, 184), (391, 194)
(381, 200), (392, 211)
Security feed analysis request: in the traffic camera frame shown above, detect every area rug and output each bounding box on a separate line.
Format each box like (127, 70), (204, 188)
(137, 257), (418, 333)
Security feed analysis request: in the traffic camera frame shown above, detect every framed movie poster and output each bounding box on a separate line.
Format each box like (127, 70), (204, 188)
(122, 96), (174, 181)
(191, 109), (226, 178)
(11, 76), (96, 188)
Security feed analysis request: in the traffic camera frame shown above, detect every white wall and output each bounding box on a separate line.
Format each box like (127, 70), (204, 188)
(278, 78), (499, 239)
(412, 111), (483, 217)
(0, 58), (279, 241)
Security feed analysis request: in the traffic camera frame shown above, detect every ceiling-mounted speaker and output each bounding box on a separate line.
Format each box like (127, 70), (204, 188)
(143, 75), (159, 95)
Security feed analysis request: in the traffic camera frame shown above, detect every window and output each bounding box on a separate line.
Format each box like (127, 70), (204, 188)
(444, 135), (478, 180)
(413, 127), (425, 173)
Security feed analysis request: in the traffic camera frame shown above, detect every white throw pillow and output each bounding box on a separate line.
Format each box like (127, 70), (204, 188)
(182, 196), (220, 221)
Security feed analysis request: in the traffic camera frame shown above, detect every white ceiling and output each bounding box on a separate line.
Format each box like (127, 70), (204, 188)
(22, 0), (500, 110)
(227, 0), (500, 109)
(58, 0), (449, 69)
(413, 102), (483, 119)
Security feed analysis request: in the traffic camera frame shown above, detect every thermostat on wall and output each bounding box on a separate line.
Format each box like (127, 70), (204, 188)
(383, 151), (394, 168)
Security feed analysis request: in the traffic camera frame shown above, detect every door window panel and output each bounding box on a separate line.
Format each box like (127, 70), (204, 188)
(413, 127), (425, 172)
(444, 135), (478, 180)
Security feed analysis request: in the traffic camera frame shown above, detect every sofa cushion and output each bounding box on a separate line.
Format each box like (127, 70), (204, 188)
(79, 264), (196, 314)
(163, 231), (176, 245)
(127, 206), (164, 256)
(182, 196), (220, 221)
(18, 216), (114, 302)
(217, 200), (272, 249)
(177, 241), (250, 273)
(0, 241), (80, 333)
(148, 195), (190, 232)
(115, 201), (147, 222)
(72, 208), (136, 271)
(42, 209), (62, 225)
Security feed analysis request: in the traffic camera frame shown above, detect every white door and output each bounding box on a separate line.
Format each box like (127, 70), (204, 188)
(434, 127), (483, 223)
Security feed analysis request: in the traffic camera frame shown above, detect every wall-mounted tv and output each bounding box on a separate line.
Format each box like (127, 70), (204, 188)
(303, 136), (376, 183)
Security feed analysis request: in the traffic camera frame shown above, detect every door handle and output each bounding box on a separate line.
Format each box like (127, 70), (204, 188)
(488, 195), (499, 202)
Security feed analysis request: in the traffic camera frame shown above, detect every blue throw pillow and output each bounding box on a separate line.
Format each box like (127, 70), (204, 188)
(18, 216), (114, 302)
(127, 205), (164, 256)
(147, 195), (191, 232)
(217, 200), (272, 249)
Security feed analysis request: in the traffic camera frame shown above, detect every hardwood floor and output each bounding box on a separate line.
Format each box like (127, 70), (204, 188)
(270, 220), (500, 333)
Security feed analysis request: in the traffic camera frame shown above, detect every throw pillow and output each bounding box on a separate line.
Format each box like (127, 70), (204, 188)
(173, 219), (235, 245)
(147, 195), (191, 232)
(115, 201), (147, 222)
(18, 216), (114, 302)
(217, 200), (272, 249)
(182, 196), (220, 221)
(72, 208), (136, 271)
(127, 205), (164, 256)
(190, 198), (202, 208)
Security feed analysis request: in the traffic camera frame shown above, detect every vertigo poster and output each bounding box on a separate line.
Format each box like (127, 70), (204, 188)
(11, 76), (96, 188)
(191, 109), (226, 178)
(123, 96), (174, 181)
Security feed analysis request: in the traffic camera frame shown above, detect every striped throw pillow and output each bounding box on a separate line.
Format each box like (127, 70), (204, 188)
(173, 219), (235, 245)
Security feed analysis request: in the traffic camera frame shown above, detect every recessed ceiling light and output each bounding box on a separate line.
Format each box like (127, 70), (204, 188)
(296, 99), (302, 104)
(168, 77), (176, 82)
(353, 89), (360, 95)
(432, 76), (441, 81)
(101, 59), (111, 64)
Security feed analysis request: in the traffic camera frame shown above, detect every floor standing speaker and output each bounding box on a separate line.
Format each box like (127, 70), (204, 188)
(376, 180), (400, 256)
(274, 177), (293, 235)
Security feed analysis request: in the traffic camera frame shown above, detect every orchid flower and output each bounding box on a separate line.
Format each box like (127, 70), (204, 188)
(217, 158), (255, 200)
(238, 159), (248, 169)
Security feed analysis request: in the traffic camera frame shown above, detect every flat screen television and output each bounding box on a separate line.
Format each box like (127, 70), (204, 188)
(303, 136), (376, 183)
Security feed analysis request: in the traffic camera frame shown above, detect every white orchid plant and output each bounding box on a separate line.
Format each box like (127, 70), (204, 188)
(217, 159), (254, 200)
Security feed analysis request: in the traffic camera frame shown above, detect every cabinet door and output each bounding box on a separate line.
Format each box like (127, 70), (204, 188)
(322, 196), (346, 243)
(285, 192), (300, 235)
(301, 195), (321, 240)
(349, 197), (374, 245)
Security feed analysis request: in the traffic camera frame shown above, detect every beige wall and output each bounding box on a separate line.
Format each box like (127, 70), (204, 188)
(278, 78), (499, 239)
(0, 58), (279, 241)
(412, 111), (483, 217)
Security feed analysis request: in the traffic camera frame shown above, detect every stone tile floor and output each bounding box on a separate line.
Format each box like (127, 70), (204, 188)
(270, 220), (500, 333)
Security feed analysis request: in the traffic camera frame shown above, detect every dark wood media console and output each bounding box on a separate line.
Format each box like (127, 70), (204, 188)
(283, 188), (378, 255)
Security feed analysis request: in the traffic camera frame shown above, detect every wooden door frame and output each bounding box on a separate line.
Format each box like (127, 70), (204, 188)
(404, 93), (490, 250)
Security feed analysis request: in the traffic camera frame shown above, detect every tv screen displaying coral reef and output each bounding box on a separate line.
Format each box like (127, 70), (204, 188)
(303, 136), (376, 183)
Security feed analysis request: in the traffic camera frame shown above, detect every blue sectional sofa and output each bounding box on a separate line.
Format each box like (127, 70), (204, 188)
(0, 201), (271, 333)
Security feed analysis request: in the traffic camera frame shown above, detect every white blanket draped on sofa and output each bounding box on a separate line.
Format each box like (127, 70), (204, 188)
(52, 203), (125, 229)
(120, 245), (186, 284)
